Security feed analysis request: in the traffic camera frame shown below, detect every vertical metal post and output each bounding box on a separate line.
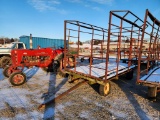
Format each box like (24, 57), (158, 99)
(147, 20), (155, 73)
(116, 19), (123, 77)
(136, 29), (141, 61)
(128, 25), (133, 67)
(89, 26), (94, 75)
(64, 21), (67, 69)
(101, 29), (105, 60)
(77, 22), (80, 56)
(137, 9), (148, 82)
(105, 11), (112, 80)
(30, 34), (33, 49)
(153, 25), (159, 61)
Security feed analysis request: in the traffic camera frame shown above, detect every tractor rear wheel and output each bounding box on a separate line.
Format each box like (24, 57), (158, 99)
(3, 66), (11, 78)
(41, 67), (48, 72)
(99, 82), (110, 96)
(0, 57), (2, 67)
(9, 72), (26, 86)
(80, 57), (84, 62)
(1, 56), (12, 68)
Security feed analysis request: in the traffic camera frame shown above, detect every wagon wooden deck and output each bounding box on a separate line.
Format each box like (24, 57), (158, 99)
(70, 62), (135, 80)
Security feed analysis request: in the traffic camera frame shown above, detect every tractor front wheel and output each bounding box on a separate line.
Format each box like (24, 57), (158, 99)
(99, 82), (110, 96)
(9, 72), (26, 86)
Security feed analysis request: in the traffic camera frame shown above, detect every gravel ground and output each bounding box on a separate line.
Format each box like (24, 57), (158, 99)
(0, 66), (160, 120)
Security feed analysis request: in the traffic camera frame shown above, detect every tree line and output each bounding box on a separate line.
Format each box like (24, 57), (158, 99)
(0, 37), (18, 44)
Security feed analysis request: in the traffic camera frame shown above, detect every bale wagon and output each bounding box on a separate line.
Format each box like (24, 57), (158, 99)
(60, 10), (145, 96)
(137, 9), (160, 98)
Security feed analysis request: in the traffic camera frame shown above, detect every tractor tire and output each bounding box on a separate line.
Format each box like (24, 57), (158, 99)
(41, 63), (55, 73)
(54, 53), (64, 62)
(54, 53), (64, 71)
(125, 70), (133, 80)
(80, 57), (84, 62)
(99, 82), (111, 96)
(0, 57), (2, 67)
(42, 53), (64, 73)
(1, 56), (12, 68)
(41, 67), (48, 72)
(9, 72), (26, 86)
(52, 60), (60, 73)
(53, 53), (67, 77)
(3, 66), (11, 78)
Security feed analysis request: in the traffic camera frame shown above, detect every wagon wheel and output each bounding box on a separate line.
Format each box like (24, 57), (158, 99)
(125, 69), (133, 80)
(68, 74), (73, 82)
(99, 82), (110, 96)
(148, 86), (157, 98)
(68, 74), (79, 83)
(3, 66), (11, 78)
(9, 72), (26, 86)
(1, 56), (12, 68)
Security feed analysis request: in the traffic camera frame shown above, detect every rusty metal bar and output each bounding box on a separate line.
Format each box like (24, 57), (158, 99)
(77, 22), (80, 56)
(116, 19), (123, 78)
(64, 20), (67, 69)
(89, 26), (94, 75)
(137, 9), (148, 82)
(105, 11), (112, 80)
(38, 80), (87, 110)
(66, 20), (108, 32)
(128, 25), (134, 67)
(67, 28), (108, 37)
(146, 18), (155, 74)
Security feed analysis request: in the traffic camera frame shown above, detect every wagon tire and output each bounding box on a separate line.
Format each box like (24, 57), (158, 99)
(148, 86), (157, 98)
(3, 66), (10, 78)
(9, 72), (26, 86)
(125, 70), (133, 80)
(1, 56), (12, 68)
(99, 82), (110, 96)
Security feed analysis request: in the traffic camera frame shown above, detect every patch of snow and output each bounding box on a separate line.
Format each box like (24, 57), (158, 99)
(56, 104), (65, 112)
(79, 111), (90, 119)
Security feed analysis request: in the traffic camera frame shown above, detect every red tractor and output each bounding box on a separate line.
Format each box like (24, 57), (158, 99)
(3, 47), (64, 86)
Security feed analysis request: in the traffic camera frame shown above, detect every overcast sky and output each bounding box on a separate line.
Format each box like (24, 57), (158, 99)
(0, 0), (160, 39)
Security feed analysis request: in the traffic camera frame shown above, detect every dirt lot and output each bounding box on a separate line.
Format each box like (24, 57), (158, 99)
(0, 66), (160, 120)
